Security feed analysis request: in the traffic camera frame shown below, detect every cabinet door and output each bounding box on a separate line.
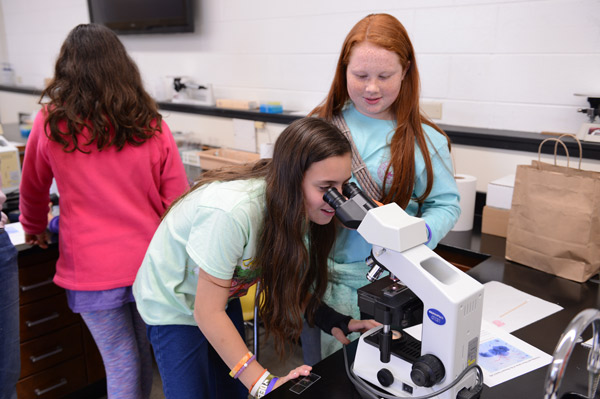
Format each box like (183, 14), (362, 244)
(16, 356), (87, 399)
(20, 323), (84, 379)
(20, 293), (79, 341)
(19, 258), (62, 305)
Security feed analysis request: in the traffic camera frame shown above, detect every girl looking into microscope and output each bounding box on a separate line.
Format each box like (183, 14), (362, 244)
(133, 117), (378, 399)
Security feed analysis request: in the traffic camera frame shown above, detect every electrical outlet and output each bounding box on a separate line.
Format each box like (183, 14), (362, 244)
(421, 102), (443, 119)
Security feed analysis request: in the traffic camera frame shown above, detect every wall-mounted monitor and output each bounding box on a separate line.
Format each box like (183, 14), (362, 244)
(87, 0), (195, 35)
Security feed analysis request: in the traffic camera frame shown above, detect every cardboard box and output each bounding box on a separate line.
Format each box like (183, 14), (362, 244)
(197, 148), (259, 170)
(486, 174), (515, 210)
(481, 205), (510, 238)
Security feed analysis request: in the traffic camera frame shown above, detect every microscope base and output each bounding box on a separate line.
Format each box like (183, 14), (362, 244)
(353, 326), (474, 399)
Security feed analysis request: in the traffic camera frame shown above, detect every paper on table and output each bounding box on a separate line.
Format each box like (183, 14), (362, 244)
(5, 222), (25, 246)
(403, 320), (552, 387)
(483, 281), (562, 332)
(478, 320), (552, 387)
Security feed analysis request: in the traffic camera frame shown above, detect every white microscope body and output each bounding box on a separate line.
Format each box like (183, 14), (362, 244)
(325, 184), (484, 399)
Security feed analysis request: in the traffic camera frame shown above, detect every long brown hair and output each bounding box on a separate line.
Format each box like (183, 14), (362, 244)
(310, 13), (450, 208)
(40, 23), (161, 153)
(168, 118), (351, 357)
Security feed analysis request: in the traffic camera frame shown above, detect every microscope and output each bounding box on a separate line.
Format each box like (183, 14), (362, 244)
(171, 77), (215, 106)
(324, 183), (484, 399)
(576, 94), (600, 124)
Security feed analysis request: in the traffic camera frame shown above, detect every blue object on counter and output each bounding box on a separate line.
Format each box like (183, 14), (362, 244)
(48, 216), (59, 234)
(20, 126), (31, 138)
(259, 103), (283, 114)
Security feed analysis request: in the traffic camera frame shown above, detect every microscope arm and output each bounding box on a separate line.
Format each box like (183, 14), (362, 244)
(357, 203), (484, 387)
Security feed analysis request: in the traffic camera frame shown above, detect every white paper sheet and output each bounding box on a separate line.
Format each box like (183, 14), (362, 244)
(483, 281), (563, 332)
(5, 221), (25, 246)
(478, 320), (552, 387)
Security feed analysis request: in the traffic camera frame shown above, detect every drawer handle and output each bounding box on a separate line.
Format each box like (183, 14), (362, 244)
(34, 378), (67, 396)
(30, 346), (63, 363)
(26, 312), (60, 328)
(20, 278), (54, 292)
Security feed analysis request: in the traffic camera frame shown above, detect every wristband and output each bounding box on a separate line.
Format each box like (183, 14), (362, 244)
(229, 351), (253, 378)
(256, 374), (276, 398)
(425, 223), (432, 245)
(234, 354), (255, 379)
(250, 369), (269, 397)
(264, 376), (279, 395)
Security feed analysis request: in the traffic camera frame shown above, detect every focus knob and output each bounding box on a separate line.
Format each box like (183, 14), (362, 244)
(377, 368), (394, 387)
(410, 354), (445, 387)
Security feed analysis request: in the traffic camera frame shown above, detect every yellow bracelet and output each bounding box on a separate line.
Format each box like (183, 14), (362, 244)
(229, 352), (253, 378)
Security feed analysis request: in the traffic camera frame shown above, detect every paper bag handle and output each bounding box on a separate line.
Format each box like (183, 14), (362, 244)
(537, 133), (582, 170)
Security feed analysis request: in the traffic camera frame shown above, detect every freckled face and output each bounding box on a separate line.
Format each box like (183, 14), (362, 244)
(302, 154), (352, 225)
(346, 42), (408, 120)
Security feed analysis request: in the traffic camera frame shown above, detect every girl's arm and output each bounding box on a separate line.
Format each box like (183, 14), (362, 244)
(307, 300), (380, 345)
(417, 129), (461, 248)
(193, 267), (311, 395)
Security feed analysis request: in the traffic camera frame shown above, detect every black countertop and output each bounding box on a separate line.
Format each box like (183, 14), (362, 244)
(2, 84), (599, 160)
(268, 231), (600, 399)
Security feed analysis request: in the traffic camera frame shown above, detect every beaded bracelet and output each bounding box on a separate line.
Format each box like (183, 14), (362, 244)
(250, 369), (270, 397)
(229, 352), (253, 378)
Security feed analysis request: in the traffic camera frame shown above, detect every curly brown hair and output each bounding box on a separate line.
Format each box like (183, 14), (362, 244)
(40, 24), (161, 153)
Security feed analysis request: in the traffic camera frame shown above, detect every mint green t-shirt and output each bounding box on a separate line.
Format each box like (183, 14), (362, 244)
(133, 178), (265, 326)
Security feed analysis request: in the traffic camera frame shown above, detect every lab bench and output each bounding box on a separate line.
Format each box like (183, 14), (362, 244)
(15, 244), (106, 399)
(268, 231), (599, 399)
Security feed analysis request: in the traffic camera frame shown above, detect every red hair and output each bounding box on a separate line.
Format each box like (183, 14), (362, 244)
(310, 13), (450, 207)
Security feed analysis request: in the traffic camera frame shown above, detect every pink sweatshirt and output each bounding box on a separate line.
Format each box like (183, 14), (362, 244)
(19, 110), (189, 290)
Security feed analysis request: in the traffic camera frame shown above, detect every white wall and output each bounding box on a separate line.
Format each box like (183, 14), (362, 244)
(1, 0), (599, 191)
(1, 0), (600, 133)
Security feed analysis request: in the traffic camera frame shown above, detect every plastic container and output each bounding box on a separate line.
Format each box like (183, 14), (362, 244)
(259, 103), (283, 114)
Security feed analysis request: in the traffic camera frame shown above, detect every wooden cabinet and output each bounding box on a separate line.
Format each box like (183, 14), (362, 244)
(16, 245), (105, 399)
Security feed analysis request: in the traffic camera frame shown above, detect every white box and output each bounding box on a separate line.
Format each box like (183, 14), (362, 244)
(0, 135), (21, 193)
(486, 174), (515, 210)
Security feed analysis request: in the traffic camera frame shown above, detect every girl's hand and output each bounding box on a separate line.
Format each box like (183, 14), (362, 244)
(25, 232), (49, 249)
(331, 318), (380, 345)
(274, 365), (312, 389)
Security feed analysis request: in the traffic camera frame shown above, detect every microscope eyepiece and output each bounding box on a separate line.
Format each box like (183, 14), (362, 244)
(342, 182), (361, 199)
(323, 187), (347, 210)
(324, 184), (378, 229)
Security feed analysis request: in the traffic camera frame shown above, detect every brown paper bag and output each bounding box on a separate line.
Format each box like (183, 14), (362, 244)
(505, 135), (600, 283)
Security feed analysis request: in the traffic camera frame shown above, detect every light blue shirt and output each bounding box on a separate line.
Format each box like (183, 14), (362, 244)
(332, 103), (461, 266)
(321, 104), (461, 357)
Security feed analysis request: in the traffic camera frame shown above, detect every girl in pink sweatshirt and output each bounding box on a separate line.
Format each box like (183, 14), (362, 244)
(19, 23), (189, 398)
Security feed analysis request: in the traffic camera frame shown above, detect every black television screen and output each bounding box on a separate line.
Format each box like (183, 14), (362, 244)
(87, 0), (194, 35)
